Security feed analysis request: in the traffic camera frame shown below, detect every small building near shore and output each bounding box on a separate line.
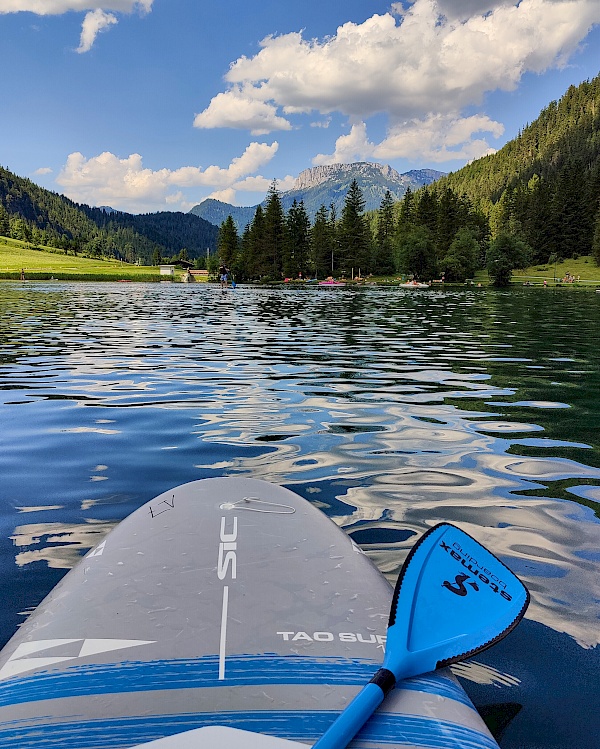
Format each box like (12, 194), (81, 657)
(159, 265), (175, 277)
(189, 270), (209, 282)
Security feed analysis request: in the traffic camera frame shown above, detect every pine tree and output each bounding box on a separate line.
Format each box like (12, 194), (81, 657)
(310, 205), (334, 278)
(284, 200), (311, 278)
(10, 216), (31, 242)
(592, 205), (600, 265)
(0, 203), (9, 236)
(217, 215), (238, 267)
(310, 205), (331, 278)
(522, 174), (553, 263)
(436, 188), (461, 258)
(549, 161), (590, 259)
(263, 181), (286, 280)
(373, 190), (396, 275)
(247, 205), (267, 279)
(415, 188), (438, 235)
(338, 179), (372, 276)
(398, 187), (415, 229)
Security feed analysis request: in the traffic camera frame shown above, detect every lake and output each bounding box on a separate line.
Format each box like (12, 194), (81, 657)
(1, 281), (599, 748)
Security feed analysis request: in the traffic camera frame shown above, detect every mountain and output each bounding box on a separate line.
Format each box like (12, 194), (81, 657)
(190, 200), (257, 232)
(0, 166), (218, 264)
(190, 162), (445, 230)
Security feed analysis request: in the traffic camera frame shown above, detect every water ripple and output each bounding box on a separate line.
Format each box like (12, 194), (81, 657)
(1, 282), (600, 746)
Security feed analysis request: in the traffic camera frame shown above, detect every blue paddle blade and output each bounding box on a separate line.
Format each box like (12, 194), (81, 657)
(383, 523), (530, 680)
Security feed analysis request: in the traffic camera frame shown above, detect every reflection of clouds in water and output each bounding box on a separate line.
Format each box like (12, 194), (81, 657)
(16, 505), (63, 514)
(11, 520), (117, 569)
(451, 661), (521, 688)
(189, 394), (600, 648)
(54, 426), (121, 435)
(470, 421), (544, 433)
(566, 485), (600, 503)
(498, 401), (571, 409)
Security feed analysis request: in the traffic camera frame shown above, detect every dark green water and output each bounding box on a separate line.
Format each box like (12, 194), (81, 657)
(1, 282), (599, 748)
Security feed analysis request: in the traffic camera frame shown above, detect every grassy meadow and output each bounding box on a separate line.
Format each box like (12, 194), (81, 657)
(510, 255), (600, 286)
(0, 237), (163, 281)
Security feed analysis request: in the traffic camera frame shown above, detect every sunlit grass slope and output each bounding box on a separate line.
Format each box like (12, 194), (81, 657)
(0, 237), (161, 281)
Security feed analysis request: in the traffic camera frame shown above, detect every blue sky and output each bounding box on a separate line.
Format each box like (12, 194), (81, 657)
(1, 0), (599, 213)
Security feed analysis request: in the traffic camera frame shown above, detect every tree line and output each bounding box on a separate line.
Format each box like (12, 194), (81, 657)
(216, 178), (534, 285)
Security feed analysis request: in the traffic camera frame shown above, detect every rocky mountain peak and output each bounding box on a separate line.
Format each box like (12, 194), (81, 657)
(294, 162), (403, 190)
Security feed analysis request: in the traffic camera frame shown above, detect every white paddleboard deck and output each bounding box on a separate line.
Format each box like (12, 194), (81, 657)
(0, 478), (499, 748)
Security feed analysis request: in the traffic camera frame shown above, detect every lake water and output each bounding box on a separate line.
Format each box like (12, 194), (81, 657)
(1, 281), (599, 748)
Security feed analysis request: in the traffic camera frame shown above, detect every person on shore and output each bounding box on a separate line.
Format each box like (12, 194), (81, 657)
(20, 268), (25, 281)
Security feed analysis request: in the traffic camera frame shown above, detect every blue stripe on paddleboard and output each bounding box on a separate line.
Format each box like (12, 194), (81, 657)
(0, 710), (498, 749)
(0, 654), (472, 709)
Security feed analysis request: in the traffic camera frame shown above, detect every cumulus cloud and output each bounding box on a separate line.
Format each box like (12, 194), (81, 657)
(196, 0), (600, 163)
(377, 115), (503, 163)
(76, 9), (117, 53)
(33, 166), (53, 175)
(0, 1), (153, 51)
(314, 116), (504, 165)
(205, 188), (237, 204)
(232, 174), (296, 193)
(194, 88), (292, 135)
(0, 1), (152, 13)
(55, 142), (280, 212)
(205, 173), (295, 204)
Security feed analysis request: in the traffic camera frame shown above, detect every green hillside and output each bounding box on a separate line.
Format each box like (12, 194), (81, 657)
(436, 74), (600, 264)
(0, 167), (218, 265)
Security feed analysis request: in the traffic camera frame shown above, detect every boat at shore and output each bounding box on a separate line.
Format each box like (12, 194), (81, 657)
(399, 281), (431, 289)
(0, 478), (514, 749)
(318, 279), (346, 287)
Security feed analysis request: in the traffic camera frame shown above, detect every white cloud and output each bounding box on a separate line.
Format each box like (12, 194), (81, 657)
(194, 88), (292, 135)
(55, 142), (280, 212)
(376, 114), (504, 162)
(196, 0), (600, 162)
(76, 9), (117, 53)
(0, 1), (152, 14)
(203, 173), (296, 205)
(313, 122), (374, 165)
(205, 188), (237, 204)
(165, 191), (184, 205)
(314, 116), (504, 165)
(0, 1), (153, 51)
(33, 166), (53, 175)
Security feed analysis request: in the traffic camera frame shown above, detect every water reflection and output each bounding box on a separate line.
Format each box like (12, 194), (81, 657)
(11, 519), (117, 569)
(1, 282), (599, 745)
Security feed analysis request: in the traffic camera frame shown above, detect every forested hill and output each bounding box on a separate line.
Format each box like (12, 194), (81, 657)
(436, 74), (600, 263)
(0, 167), (218, 264)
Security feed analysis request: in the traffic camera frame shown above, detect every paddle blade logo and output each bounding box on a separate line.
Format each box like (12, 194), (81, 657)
(391, 524), (529, 665)
(442, 573), (480, 597)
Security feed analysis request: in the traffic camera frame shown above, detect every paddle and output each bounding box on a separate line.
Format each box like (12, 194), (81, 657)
(312, 522), (530, 749)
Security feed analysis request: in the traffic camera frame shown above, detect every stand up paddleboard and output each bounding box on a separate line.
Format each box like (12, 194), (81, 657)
(0, 478), (521, 748)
